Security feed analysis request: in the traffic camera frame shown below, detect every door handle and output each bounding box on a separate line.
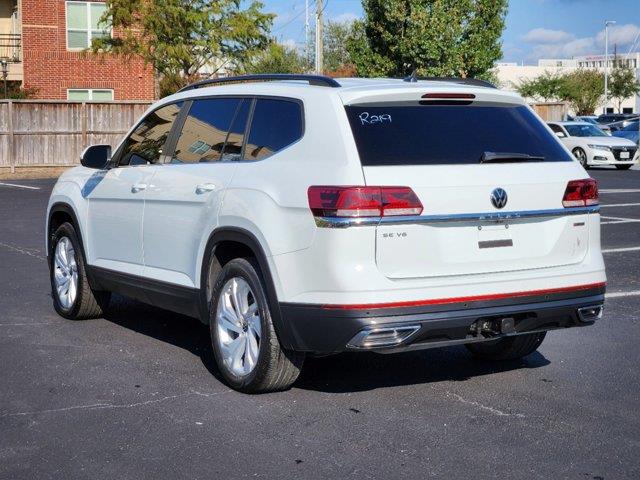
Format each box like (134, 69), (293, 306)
(131, 183), (147, 193)
(195, 183), (216, 194)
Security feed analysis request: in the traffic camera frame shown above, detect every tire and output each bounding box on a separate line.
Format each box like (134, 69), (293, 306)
(572, 147), (589, 169)
(49, 222), (110, 320)
(615, 164), (632, 170)
(465, 332), (546, 361)
(209, 257), (304, 393)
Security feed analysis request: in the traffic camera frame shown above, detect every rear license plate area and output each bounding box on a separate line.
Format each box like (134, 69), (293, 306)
(477, 224), (512, 249)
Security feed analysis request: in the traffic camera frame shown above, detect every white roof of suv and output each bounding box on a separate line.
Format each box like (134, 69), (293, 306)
(163, 75), (524, 108)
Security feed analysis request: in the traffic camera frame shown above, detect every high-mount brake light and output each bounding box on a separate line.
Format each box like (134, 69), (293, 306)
(421, 93), (476, 99)
(307, 186), (423, 218)
(562, 179), (599, 207)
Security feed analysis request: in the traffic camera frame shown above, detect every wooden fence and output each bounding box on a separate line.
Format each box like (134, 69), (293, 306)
(530, 102), (569, 122)
(0, 100), (152, 173)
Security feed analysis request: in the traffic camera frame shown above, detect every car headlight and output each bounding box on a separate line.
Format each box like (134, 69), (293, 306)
(587, 144), (611, 152)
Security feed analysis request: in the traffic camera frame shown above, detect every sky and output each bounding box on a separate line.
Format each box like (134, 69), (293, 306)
(264, 0), (640, 65)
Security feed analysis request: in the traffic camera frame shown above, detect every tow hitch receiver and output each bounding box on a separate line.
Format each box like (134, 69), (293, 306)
(472, 317), (516, 337)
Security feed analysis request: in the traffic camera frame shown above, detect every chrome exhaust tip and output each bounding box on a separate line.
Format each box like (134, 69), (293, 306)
(577, 305), (604, 323)
(347, 325), (420, 349)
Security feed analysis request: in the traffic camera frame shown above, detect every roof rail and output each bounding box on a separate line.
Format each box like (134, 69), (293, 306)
(403, 75), (497, 89)
(177, 74), (342, 92)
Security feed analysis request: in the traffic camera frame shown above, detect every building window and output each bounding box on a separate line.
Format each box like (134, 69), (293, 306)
(67, 89), (114, 101)
(66, 1), (110, 50)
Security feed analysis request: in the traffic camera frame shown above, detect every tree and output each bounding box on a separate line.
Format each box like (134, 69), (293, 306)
(323, 20), (356, 74)
(558, 70), (604, 116)
(515, 71), (563, 102)
(346, 0), (507, 78)
(609, 60), (640, 113)
(242, 42), (309, 74)
(94, 0), (274, 92)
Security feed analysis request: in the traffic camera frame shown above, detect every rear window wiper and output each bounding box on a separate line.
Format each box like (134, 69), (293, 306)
(480, 151), (546, 163)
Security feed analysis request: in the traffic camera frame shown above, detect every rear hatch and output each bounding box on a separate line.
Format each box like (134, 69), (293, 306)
(343, 88), (591, 279)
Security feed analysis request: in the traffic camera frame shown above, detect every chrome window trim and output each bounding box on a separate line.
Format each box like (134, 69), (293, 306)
(314, 205), (600, 228)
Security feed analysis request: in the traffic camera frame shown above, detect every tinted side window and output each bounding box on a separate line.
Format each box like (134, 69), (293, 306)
(221, 99), (251, 161)
(172, 98), (243, 164)
(119, 103), (182, 166)
(245, 99), (302, 160)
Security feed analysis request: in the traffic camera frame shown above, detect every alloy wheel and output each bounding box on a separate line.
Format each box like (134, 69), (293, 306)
(573, 148), (587, 167)
(53, 237), (78, 309)
(215, 277), (262, 377)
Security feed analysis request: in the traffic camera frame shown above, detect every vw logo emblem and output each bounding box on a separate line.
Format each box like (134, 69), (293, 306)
(490, 188), (508, 209)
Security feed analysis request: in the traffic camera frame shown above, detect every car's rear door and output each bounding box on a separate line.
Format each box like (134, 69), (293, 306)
(141, 97), (251, 287)
(85, 102), (183, 275)
(343, 95), (592, 280)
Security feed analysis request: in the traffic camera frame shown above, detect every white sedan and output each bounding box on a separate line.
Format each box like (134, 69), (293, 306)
(548, 121), (637, 170)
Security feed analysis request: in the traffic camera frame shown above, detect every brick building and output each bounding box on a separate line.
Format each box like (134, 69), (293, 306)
(0, 0), (155, 100)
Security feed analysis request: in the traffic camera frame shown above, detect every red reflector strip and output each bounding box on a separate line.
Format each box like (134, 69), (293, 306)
(321, 282), (606, 310)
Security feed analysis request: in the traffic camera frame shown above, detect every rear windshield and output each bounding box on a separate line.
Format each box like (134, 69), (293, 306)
(345, 104), (573, 166)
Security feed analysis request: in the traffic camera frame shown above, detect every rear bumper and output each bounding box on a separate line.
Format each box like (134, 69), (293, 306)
(279, 284), (605, 354)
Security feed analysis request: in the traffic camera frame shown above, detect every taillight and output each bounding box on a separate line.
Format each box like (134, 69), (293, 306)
(562, 179), (599, 207)
(308, 186), (423, 218)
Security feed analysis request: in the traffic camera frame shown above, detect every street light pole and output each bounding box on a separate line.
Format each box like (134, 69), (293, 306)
(604, 20), (616, 114)
(0, 59), (8, 99)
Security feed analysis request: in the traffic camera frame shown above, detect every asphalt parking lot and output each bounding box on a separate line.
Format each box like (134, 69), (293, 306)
(1, 169), (639, 479)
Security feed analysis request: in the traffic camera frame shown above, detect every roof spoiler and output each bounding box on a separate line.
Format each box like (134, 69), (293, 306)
(403, 73), (497, 89)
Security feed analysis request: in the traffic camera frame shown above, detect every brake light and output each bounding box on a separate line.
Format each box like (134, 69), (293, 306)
(308, 186), (423, 218)
(421, 93), (476, 99)
(562, 179), (599, 207)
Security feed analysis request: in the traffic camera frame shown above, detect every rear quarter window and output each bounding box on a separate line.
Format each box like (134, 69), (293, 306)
(345, 104), (573, 166)
(245, 99), (303, 160)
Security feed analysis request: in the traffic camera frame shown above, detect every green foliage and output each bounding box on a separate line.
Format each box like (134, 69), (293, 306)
(2, 81), (38, 99)
(323, 20), (356, 74)
(347, 0), (507, 78)
(610, 60), (640, 113)
(515, 71), (563, 102)
(94, 0), (274, 80)
(557, 70), (604, 116)
(242, 42), (309, 74)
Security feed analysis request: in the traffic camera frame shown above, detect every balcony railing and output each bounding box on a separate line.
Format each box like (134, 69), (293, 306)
(0, 34), (21, 62)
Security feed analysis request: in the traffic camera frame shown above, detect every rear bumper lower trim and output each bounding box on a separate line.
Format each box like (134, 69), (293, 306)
(280, 285), (606, 354)
(314, 205), (600, 228)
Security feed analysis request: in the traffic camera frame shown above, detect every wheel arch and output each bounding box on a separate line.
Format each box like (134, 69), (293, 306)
(199, 227), (296, 350)
(47, 202), (85, 259)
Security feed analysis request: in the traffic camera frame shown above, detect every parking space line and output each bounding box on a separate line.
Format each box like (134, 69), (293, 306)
(0, 182), (41, 190)
(606, 290), (640, 299)
(600, 189), (640, 194)
(601, 215), (640, 225)
(602, 246), (640, 253)
(600, 203), (640, 208)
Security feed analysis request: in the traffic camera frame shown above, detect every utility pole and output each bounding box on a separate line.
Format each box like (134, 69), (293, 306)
(315, 0), (323, 74)
(604, 20), (616, 114)
(305, 0), (310, 65)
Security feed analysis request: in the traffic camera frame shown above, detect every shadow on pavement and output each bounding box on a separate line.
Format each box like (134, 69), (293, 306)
(102, 295), (550, 394)
(103, 295), (226, 385)
(297, 349), (549, 393)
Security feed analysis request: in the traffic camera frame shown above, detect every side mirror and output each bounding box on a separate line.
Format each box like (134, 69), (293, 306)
(554, 131), (566, 139)
(80, 144), (111, 169)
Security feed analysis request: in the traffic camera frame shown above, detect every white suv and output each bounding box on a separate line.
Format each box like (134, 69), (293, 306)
(46, 74), (606, 393)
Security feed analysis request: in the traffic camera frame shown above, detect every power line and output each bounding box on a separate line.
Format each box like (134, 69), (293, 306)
(272, 1), (315, 34)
